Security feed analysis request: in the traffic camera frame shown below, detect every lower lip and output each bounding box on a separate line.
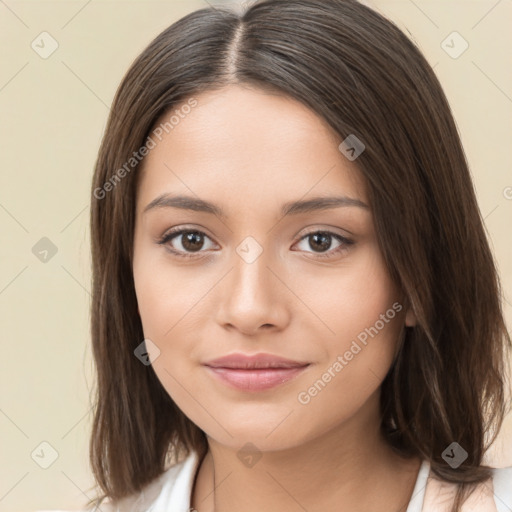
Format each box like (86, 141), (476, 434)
(204, 366), (309, 391)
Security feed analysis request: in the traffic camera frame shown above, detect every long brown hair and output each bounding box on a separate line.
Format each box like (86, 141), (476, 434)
(86, 1), (511, 510)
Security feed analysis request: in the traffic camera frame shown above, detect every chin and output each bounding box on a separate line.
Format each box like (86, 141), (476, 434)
(208, 430), (305, 454)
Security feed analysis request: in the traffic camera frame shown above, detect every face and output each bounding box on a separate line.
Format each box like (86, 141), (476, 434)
(132, 84), (409, 452)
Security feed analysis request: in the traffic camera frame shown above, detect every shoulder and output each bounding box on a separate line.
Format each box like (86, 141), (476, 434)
(422, 465), (512, 512)
(490, 465), (512, 510)
(73, 451), (200, 512)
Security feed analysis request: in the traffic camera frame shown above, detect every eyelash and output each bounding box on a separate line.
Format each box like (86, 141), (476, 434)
(157, 227), (354, 260)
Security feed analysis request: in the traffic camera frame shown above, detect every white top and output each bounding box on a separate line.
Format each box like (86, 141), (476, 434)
(41, 450), (512, 512)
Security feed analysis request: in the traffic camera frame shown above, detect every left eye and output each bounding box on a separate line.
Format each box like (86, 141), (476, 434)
(293, 231), (353, 258)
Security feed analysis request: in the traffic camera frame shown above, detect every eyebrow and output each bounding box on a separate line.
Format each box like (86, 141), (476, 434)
(143, 194), (369, 219)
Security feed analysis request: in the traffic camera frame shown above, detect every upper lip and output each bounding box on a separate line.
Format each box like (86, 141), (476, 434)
(203, 353), (310, 369)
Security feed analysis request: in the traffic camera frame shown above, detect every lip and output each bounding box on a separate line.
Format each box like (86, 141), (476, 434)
(203, 353), (310, 392)
(204, 352), (310, 369)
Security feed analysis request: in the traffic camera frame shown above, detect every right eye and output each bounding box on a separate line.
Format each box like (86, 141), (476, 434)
(158, 228), (218, 259)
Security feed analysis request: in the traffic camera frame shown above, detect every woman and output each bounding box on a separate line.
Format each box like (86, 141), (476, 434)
(85, 1), (512, 511)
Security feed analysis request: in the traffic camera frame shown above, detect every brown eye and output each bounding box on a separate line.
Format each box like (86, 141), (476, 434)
(180, 231), (205, 252)
(294, 230), (354, 259)
(158, 229), (216, 258)
(308, 232), (332, 252)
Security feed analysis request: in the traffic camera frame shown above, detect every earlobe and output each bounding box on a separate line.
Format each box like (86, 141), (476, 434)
(405, 307), (417, 327)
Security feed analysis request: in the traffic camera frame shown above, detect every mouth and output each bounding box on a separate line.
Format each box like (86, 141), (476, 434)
(203, 352), (311, 392)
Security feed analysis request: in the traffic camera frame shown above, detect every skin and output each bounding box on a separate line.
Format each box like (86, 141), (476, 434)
(132, 84), (419, 512)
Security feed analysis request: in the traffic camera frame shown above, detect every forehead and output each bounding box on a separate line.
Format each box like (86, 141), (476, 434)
(137, 84), (367, 211)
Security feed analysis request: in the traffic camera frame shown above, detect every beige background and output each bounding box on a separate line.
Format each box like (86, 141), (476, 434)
(0, 0), (511, 510)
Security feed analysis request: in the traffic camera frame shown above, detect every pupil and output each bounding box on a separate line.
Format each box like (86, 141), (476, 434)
(183, 232), (203, 252)
(311, 233), (330, 252)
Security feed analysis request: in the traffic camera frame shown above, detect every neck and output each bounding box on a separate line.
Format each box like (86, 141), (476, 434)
(191, 391), (421, 512)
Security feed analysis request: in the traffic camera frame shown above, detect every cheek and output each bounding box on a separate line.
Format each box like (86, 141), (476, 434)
(132, 249), (214, 394)
(133, 247), (205, 339)
(132, 259), (207, 420)
(294, 303), (403, 435)
(303, 247), (402, 347)
(299, 251), (403, 394)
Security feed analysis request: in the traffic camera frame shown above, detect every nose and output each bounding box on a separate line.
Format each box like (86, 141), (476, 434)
(214, 248), (291, 336)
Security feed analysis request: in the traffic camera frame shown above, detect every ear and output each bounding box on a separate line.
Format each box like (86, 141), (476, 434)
(405, 307), (417, 327)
